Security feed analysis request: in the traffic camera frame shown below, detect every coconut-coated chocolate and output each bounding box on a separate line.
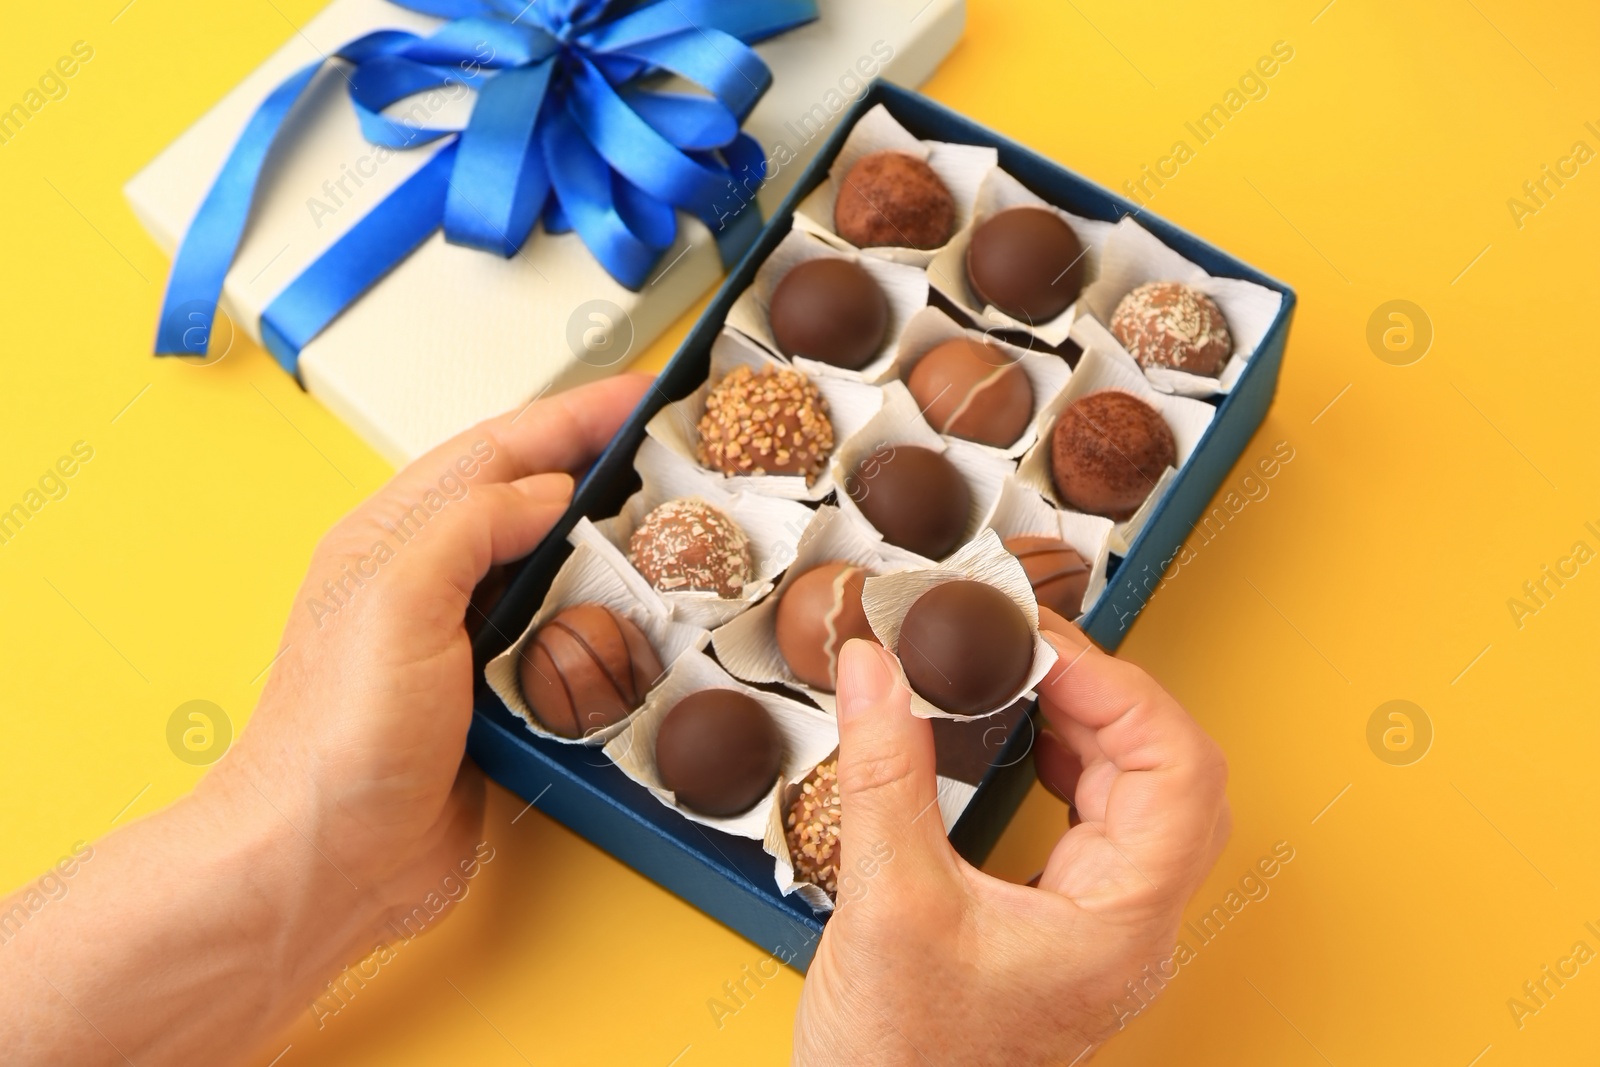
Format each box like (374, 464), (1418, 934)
(965, 206), (1084, 323)
(518, 604), (663, 738)
(833, 150), (956, 250)
(769, 258), (890, 370)
(774, 561), (877, 692)
(848, 445), (969, 560)
(906, 337), (1034, 448)
(898, 580), (1032, 716)
(1111, 281), (1232, 376)
(1050, 391), (1176, 521)
(1004, 535), (1091, 619)
(655, 689), (784, 817)
(628, 498), (754, 598)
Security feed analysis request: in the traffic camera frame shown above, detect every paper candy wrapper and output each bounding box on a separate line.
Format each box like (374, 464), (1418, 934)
(578, 437), (814, 629)
(483, 543), (709, 745)
(889, 306), (1072, 459)
(604, 650), (839, 840)
(645, 330), (882, 502)
(1073, 217), (1285, 398)
(927, 167), (1116, 347)
(984, 476), (1115, 618)
(791, 102), (999, 267)
(829, 382), (1012, 570)
(725, 230), (929, 384)
(860, 528), (1058, 720)
(712, 505), (900, 714)
(1016, 342), (1215, 555)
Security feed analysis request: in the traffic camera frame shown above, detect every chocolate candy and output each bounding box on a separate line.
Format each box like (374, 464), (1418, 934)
(697, 365), (834, 482)
(906, 337), (1034, 448)
(965, 206), (1084, 323)
(785, 758), (841, 895)
(775, 561), (877, 692)
(1050, 391), (1176, 521)
(848, 445), (969, 560)
(1004, 535), (1091, 619)
(628, 498), (754, 599)
(769, 258), (890, 370)
(655, 689), (784, 817)
(833, 150), (956, 250)
(898, 580), (1032, 716)
(517, 605), (664, 738)
(1111, 281), (1232, 376)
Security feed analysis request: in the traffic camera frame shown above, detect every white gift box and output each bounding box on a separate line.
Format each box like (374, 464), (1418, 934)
(124, 0), (965, 464)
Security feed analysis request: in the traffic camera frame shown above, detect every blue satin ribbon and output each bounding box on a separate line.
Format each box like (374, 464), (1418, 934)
(155, 0), (818, 371)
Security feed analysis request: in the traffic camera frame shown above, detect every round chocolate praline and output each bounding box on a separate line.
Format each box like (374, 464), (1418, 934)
(898, 580), (1032, 716)
(906, 337), (1034, 448)
(628, 498), (754, 599)
(833, 150), (956, 250)
(1111, 281), (1232, 376)
(966, 206), (1084, 323)
(785, 758), (842, 896)
(774, 561), (877, 692)
(1004, 536), (1091, 619)
(1050, 392), (1176, 521)
(655, 690), (784, 817)
(769, 258), (890, 370)
(697, 365), (834, 482)
(848, 445), (969, 561)
(517, 604), (663, 738)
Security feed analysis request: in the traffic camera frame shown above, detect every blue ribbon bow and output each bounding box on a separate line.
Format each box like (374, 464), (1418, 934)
(155, 0), (818, 371)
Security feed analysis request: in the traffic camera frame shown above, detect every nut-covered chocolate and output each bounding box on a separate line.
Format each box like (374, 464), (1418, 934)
(628, 498), (754, 598)
(774, 561), (877, 692)
(769, 258), (890, 370)
(517, 604), (664, 738)
(906, 337), (1034, 448)
(785, 758), (841, 895)
(833, 150), (956, 250)
(848, 445), (969, 560)
(1004, 535), (1091, 619)
(898, 580), (1032, 716)
(965, 206), (1084, 323)
(1050, 391), (1176, 521)
(1111, 281), (1232, 376)
(655, 689), (784, 817)
(697, 364), (834, 482)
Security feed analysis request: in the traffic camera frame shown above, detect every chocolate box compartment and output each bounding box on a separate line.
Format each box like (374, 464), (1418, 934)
(467, 81), (1297, 971)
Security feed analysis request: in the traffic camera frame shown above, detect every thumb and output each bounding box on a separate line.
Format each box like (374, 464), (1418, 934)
(834, 640), (951, 890)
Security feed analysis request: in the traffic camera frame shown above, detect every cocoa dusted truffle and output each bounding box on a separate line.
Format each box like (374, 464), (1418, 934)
(965, 206), (1084, 323)
(906, 337), (1034, 448)
(1111, 282), (1232, 376)
(898, 580), (1032, 716)
(517, 604), (664, 738)
(1003, 536), (1091, 619)
(655, 689), (784, 817)
(769, 258), (890, 370)
(774, 562), (877, 692)
(1050, 391), (1176, 521)
(697, 365), (834, 483)
(628, 498), (754, 598)
(834, 150), (956, 250)
(848, 445), (969, 560)
(785, 758), (841, 895)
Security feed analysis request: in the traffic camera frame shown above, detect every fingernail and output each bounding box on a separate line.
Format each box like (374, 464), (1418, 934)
(513, 472), (574, 503)
(836, 640), (899, 723)
(1043, 624), (1092, 655)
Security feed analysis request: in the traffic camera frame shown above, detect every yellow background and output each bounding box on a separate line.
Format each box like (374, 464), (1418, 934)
(4, 0), (1599, 1063)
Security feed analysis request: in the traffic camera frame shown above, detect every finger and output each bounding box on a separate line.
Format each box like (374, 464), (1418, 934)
(1032, 725), (1082, 807)
(372, 373), (653, 507)
(1035, 625), (1228, 895)
(394, 473), (575, 600)
(834, 640), (952, 887)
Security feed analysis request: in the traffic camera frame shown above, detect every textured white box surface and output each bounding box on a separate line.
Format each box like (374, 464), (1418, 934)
(126, 0), (965, 463)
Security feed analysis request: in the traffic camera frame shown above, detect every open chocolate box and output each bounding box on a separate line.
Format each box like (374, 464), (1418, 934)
(467, 80), (1296, 971)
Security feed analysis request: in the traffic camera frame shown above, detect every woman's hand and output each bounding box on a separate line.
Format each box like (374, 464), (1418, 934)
(794, 608), (1231, 1066)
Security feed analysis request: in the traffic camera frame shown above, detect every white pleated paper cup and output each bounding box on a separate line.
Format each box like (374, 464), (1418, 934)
(984, 475), (1116, 619)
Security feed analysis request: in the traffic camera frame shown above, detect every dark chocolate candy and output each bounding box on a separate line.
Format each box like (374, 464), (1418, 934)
(518, 604), (663, 738)
(848, 445), (970, 561)
(655, 689), (784, 817)
(898, 580), (1033, 716)
(1049, 391), (1176, 521)
(965, 206), (1084, 323)
(768, 258), (890, 371)
(833, 150), (955, 250)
